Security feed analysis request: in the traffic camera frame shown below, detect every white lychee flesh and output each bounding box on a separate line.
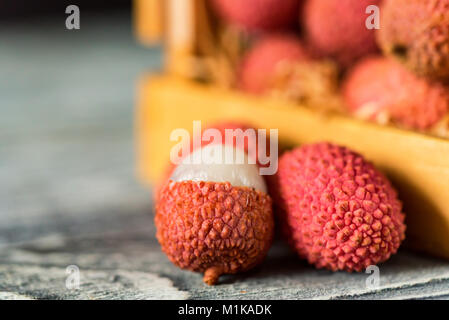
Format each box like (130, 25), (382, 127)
(170, 144), (267, 193)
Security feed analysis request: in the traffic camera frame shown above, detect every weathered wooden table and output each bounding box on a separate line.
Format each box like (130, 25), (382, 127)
(1, 14), (449, 300)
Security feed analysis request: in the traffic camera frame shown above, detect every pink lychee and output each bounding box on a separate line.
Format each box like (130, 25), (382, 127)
(377, 0), (449, 81)
(273, 142), (406, 272)
(343, 56), (449, 130)
(211, 0), (302, 32)
(239, 34), (310, 94)
(302, 0), (381, 67)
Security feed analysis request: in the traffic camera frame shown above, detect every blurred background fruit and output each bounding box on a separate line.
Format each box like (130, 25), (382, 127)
(239, 35), (310, 94)
(343, 57), (449, 130)
(211, 0), (302, 32)
(377, 0), (449, 81)
(302, 0), (381, 67)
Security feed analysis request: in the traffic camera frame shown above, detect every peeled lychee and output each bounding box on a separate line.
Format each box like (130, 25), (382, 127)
(156, 143), (274, 285)
(377, 0), (449, 81)
(273, 142), (406, 272)
(211, 0), (302, 32)
(239, 35), (310, 94)
(302, 0), (381, 67)
(343, 56), (449, 130)
(154, 122), (272, 202)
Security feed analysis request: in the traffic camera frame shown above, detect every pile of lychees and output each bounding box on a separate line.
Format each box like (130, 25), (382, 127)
(210, 0), (449, 136)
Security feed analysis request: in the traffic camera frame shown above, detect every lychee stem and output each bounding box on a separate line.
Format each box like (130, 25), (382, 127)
(203, 267), (223, 285)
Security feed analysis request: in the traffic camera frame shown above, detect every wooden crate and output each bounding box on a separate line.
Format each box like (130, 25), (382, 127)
(134, 0), (449, 260)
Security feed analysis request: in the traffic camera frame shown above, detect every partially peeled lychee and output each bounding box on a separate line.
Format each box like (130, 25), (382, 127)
(156, 143), (274, 285)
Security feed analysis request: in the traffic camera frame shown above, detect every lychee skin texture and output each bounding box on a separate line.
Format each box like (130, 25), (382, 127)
(240, 35), (309, 94)
(303, 0), (381, 67)
(377, 0), (449, 81)
(274, 143), (406, 272)
(343, 56), (449, 130)
(156, 181), (274, 285)
(211, 0), (301, 32)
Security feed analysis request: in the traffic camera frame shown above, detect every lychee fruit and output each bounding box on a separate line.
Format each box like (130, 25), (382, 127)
(302, 0), (381, 67)
(155, 143), (274, 285)
(342, 56), (449, 130)
(377, 0), (449, 81)
(239, 34), (310, 94)
(273, 142), (406, 272)
(211, 0), (302, 32)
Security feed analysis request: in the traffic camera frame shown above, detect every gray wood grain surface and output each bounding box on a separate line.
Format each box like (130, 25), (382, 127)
(1, 14), (449, 300)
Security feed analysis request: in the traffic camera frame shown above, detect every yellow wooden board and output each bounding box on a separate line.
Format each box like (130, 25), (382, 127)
(136, 74), (449, 260)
